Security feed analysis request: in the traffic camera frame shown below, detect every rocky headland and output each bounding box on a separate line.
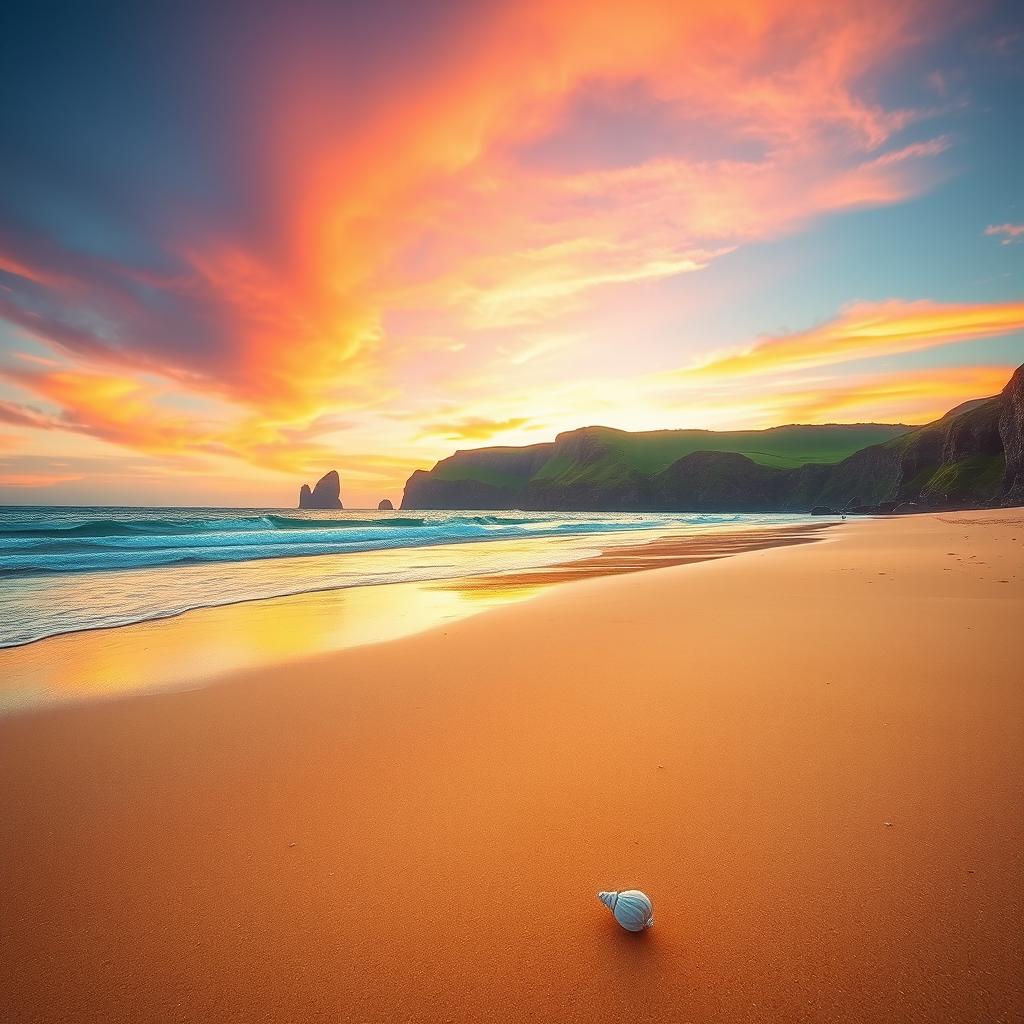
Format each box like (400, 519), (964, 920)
(401, 363), (1024, 513)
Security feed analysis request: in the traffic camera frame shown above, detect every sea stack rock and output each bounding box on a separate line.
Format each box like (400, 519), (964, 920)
(378, 498), (394, 510)
(298, 470), (343, 509)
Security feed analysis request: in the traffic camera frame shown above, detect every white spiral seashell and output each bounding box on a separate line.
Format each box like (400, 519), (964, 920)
(598, 890), (654, 931)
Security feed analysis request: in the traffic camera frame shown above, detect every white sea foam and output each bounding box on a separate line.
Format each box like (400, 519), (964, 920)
(0, 506), (821, 646)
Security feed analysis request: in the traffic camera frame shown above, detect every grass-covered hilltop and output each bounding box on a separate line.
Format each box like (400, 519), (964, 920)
(401, 362), (1024, 513)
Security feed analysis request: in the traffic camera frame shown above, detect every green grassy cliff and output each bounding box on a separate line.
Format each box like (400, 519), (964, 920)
(401, 364), (1024, 512)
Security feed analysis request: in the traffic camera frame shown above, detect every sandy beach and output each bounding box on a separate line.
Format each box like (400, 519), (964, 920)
(2, 510), (1022, 1023)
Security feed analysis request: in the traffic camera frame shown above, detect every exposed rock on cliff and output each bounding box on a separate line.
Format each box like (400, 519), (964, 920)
(298, 470), (343, 509)
(1000, 364), (1024, 505)
(821, 396), (1005, 509)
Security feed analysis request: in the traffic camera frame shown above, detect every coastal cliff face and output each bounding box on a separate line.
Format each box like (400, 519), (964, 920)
(401, 363), (1024, 512)
(817, 398), (1006, 509)
(1000, 364), (1024, 505)
(403, 441), (556, 510)
(401, 423), (904, 512)
(298, 470), (343, 509)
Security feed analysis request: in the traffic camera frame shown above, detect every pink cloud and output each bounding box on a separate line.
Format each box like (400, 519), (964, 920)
(985, 223), (1024, 245)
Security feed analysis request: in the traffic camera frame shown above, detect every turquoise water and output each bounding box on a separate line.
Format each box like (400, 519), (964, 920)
(0, 506), (821, 647)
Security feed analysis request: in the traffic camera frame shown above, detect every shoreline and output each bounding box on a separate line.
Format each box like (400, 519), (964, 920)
(1, 510), (1021, 1022)
(0, 509), (828, 649)
(0, 519), (835, 715)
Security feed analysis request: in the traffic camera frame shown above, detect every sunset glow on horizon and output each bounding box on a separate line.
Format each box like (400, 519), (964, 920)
(1, 0), (1022, 506)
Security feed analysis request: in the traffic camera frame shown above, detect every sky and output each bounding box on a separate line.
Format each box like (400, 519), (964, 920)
(1, 0), (1022, 508)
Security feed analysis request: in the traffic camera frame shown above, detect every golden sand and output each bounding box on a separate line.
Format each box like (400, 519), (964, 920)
(1, 511), (1022, 1023)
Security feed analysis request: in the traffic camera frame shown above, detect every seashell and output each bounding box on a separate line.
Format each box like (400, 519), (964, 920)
(598, 890), (654, 931)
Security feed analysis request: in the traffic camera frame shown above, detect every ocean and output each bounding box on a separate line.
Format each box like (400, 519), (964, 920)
(0, 506), (821, 647)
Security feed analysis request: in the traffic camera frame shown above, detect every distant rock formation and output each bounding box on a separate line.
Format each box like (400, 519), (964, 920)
(377, 498), (394, 510)
(298, 470), (343, 509)
(401, 362), (1024, 513)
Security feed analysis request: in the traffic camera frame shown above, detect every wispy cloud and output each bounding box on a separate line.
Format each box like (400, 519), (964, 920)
(0, 471), (84, 488)
(764, 365), (1014, 424)
(985, 223), (1024, 245)
(418, 416), (535, 443)
(686, 300), (1024, 378)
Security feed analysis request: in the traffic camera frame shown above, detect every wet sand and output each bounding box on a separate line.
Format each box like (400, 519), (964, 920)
(440, 520), (832, 589)
(0, 520), (832, 712)
(1, 510), (1022, 1023)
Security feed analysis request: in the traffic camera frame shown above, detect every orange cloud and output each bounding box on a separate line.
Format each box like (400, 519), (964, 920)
(1, 368), (331, 475)
(0, 364), (432, 501)
(765, 365), (1015, 424)
(689, 300), (1024, 378)
(20, 371), (220, 456)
